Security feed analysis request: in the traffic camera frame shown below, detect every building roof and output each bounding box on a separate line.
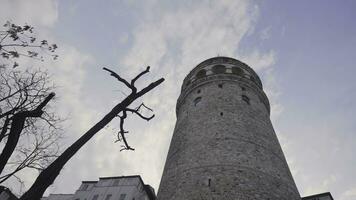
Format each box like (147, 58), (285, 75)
(81, 175), (157, 200)
(302, 192), (334, 200)
(81, 181), (98, 184)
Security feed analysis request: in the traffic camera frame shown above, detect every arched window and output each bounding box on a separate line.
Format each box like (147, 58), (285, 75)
(212, 65), (226, 74)
(242, 95), (250, 105)
(186, 79), (191, 86)
(194, 97), (202, 106)
(196, 69), (207, 78)
(250, 76), (256, 82)
(231, 67), (244, 76)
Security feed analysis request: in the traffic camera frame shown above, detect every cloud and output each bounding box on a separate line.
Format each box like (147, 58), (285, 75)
(260, 26), (271, 40)
(304, 175), (337, 196)
(0, 0), (58, 27)
(342, 187), (356, 197)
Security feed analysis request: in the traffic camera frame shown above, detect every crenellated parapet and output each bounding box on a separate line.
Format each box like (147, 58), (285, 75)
(177, 57), (270, 115)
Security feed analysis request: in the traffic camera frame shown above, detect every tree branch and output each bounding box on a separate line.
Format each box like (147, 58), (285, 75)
(131, 66), (150, 86)
(118, 111), (134, 151)
(125, 108), (155, 121)
(103, 67), (133, 90)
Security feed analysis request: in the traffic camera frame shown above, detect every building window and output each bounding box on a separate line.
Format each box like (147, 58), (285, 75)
(196, 69), (207, 78)
(92, 195), (99, 200)
(212, 65), (226, 74)
(194, 97), (202, 106)
(104, 194), (112, 200)
(242, 95), (250, 105)
(218, 83), (223, 88)
(119, 194), (126, 200)
(113, 179), (120, 186)
(231, 67), (244, 76)
(241, 86), (246, 91)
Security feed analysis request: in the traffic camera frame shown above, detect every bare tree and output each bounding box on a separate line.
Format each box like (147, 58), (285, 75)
(0, 21), (61, 193)
(0, 87), (58, 180)
(0, 68), (61, 193)
(1, 21), (165, 200)
(20, 66), (164, 200)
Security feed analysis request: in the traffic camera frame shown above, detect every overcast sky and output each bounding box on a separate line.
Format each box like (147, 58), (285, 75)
(1, 0), (356, 199)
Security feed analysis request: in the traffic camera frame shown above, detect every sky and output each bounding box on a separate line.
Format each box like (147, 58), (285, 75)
(0, 0), (356, 199)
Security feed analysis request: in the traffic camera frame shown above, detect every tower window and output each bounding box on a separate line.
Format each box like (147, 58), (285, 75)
(218, 83), (223, 88)
(241, 87), (246, 91)
(242, 95), (250, 105)
(194, 97), (202, 106)
(220, 112), (223, 116)
(232, 67), (244, 76)
(212, 65), (226, 74)
(197, 89), (201, 94)
(186, 79), (191, 86)
(196, 69), (207, 78)
(250, 76), (256, 82)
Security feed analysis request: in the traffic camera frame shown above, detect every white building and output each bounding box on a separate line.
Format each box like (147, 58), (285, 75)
(42, 175), (156, 200)
(42, 194), (74, 200)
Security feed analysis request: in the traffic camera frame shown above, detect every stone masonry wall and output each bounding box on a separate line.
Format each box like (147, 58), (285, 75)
(157, 58), (301, 200)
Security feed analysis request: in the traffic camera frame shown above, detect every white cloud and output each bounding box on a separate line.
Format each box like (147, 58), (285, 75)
(118, 33), (129, 45)
(343, 187), (356, 197)
(260, 26), (271, 40)
(304, 175), (337, 196)
(0, 0), (58, 27)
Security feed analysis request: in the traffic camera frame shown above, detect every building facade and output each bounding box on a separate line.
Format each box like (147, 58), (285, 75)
(42, 175), (156, 200)
(157, 57), (301, 199)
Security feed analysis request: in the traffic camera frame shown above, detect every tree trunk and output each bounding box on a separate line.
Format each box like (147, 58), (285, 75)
(0, 93), (54, 175)
(20, 78), (164, 200)
(0, 115), (26, 174)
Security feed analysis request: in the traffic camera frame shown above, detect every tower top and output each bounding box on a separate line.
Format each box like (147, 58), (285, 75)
(178, 56), (269, 114)
(181, 56), (263, 92)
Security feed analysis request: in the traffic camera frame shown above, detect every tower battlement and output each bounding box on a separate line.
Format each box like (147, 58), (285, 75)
(181, 57), (263, 91)
(177, 57), (270, 115)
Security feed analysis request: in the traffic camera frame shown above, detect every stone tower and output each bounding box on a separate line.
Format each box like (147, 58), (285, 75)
(157, 57), (301, 200)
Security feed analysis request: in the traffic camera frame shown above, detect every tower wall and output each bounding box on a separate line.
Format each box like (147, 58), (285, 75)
(157, 57), (301, 200)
